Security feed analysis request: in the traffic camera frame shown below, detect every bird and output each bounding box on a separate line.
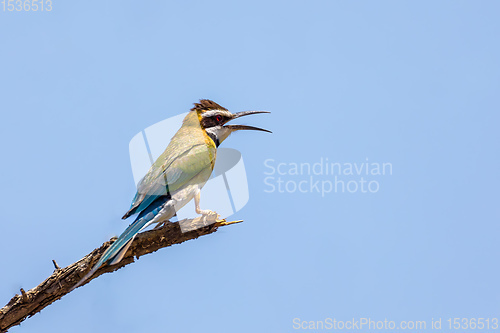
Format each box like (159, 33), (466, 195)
(73, 99), (270, 289)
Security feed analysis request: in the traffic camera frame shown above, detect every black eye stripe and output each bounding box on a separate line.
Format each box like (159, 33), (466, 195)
(201, 114), (225, 128)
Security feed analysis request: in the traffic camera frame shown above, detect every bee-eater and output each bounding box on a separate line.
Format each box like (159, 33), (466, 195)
(74, 99), (270, 288)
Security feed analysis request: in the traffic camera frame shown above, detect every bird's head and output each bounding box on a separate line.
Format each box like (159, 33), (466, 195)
(191, 99), (271, 147)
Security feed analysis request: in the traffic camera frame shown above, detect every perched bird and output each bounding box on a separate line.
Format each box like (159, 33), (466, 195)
(74, 99), (270, 288)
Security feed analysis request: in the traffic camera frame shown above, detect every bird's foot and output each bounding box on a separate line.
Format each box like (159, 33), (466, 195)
(198, 210), (219, 226)
(196, 208), (216, 216)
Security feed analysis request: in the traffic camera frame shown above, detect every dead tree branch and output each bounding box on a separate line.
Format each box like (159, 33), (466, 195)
(0, 215), (241, 332)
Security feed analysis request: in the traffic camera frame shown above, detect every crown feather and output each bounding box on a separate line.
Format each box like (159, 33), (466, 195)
(191, 99), (228, 112)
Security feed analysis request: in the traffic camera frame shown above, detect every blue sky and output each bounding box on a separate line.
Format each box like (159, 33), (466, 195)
(1, 1), (499, 332)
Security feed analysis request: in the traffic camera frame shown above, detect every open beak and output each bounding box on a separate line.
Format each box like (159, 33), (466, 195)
(224, 111), (272, 133)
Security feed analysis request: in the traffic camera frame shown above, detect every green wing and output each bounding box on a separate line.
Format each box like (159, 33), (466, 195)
(122, 141), (216, 219)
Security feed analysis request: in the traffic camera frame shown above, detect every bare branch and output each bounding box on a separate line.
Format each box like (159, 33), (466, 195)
(0, 216), (240, 332)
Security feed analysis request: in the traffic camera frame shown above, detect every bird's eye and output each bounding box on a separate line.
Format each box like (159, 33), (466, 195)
(216, 115), (223, 122)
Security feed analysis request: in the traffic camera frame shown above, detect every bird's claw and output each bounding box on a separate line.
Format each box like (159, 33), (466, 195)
(197, 209), (216, 216)
(199, 211), (219, 226)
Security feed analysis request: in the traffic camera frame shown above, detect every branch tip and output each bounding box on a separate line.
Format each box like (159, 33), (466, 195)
(216, 219), (244, 226)
(52, 259), (61, 271)
(20, 289), (28, 303)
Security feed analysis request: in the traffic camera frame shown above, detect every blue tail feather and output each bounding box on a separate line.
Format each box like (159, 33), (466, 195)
(95, 216), (150, 268)
(72, 196), (169, 290)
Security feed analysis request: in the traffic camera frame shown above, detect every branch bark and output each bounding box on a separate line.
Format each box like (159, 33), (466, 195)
(0, 215), (241, 332)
